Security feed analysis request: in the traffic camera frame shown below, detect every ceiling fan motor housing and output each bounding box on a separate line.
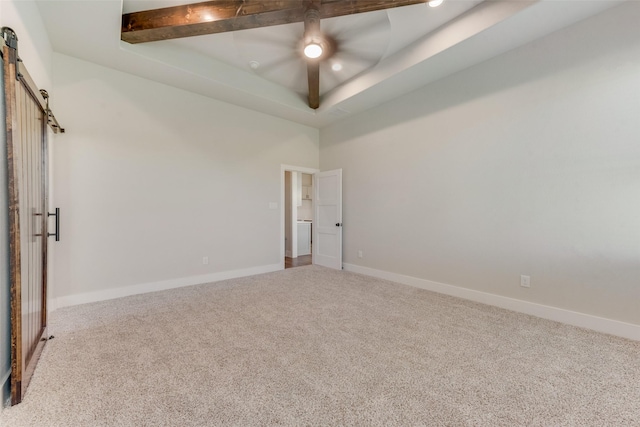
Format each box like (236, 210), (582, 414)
(303, 7), (326, 59)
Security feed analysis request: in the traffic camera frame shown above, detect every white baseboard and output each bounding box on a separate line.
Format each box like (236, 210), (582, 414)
(285, 250), (292, 258)
(52, 263), (283, 310)
(343, 263), (640, 342)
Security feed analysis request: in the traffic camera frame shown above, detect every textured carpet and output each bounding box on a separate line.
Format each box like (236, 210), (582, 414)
(1, 265), (639, 426)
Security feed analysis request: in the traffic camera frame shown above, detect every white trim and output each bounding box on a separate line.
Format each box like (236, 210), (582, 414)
(280, 164), (319, 175)
(52, 263), (282, 310)
(1, 369), (10, 410)
(343, 263), (640, 342)
(291, 172), (298, 259)
(285, 250), (292, 258)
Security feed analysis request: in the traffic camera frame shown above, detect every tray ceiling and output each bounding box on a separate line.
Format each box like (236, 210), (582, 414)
(36, 0), (624, 128)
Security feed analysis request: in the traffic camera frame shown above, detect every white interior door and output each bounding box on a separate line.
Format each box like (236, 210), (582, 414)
(313, 169), (342, 269)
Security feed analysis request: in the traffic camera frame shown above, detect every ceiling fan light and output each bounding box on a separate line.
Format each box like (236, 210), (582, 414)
(304, 43), (323, 59)
(428, 0), (444, 7)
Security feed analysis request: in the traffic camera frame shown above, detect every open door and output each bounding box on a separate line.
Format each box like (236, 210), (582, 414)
(3, 28), (63, 405)
(313, 169), (342, 270)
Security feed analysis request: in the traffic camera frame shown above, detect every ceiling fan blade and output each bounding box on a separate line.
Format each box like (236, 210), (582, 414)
(292, 63), (309, 95)
(327, 14), (391, 44)
(336, 48), (386, 64)
(319, 62), (342, 91)
(258, 55), (300, 74)
(307, 60), (320, 109)
(322, 10), (390, 80)
(234, 24), (303, 50)
(319, 0), (426, 20)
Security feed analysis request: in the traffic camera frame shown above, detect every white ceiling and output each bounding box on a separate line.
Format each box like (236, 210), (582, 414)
(36, 0), (624, 128)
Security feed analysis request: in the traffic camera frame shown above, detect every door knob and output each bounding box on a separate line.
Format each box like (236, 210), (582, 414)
(335, 223), (342, 227)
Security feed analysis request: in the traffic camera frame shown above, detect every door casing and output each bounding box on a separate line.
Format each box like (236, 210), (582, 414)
(280, 164), (319, 269)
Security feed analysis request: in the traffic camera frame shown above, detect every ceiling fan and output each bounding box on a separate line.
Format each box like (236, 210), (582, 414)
(121, 0), (434, 109)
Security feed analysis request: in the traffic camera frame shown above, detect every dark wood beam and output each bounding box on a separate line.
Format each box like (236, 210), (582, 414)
(122, 0), (428, 44)
(307, 61), (320, 109)
(122, 1), (306, 44)
(305, 1), (321, 109)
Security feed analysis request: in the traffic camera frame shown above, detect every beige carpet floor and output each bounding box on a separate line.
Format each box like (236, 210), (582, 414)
(1, 265), (639, 426)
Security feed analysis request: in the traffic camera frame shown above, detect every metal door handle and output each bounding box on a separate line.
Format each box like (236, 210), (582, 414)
(48, 208), (60, 242)
(34, 212), (43, 237)
(335, 223), (342, 227)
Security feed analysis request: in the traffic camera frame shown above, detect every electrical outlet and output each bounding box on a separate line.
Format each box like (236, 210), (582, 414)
(520, 275), (531, 288)
(358, 250), (363, 258)
(203, 256), (209, 265)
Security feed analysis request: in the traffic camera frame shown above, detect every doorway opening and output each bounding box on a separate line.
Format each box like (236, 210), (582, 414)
(281, 165), (318, 269)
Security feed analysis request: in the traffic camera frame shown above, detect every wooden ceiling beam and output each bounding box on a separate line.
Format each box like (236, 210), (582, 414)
(122, 1), (306, 44)
(305, 1), (321, 109)
(122, 0), (428, 44)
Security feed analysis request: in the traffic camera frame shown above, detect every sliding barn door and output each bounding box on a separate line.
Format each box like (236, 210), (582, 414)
(3, 28), (58, 405)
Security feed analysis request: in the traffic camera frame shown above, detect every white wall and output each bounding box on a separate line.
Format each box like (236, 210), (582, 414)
(51, 53), (319, 307)
(320, 2), (640, 326)
(0, 1), (53, 89)
(0, 0), (54, 406)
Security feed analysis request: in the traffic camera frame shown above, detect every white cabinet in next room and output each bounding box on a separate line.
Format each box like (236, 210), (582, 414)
(302, 185), (312, 200)
(301, 173), (312, 200)
(297, 222), (311, 256)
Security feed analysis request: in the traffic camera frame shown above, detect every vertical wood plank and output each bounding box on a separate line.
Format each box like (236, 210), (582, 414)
(22, 86), (31, 363)
(25, 86), (33, 364)
(4, 44), (24, 405)
(28, 89), (35, 363)
(41, 109), (48, 331)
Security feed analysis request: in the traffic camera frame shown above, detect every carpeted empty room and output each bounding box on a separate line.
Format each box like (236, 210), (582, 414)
(1, 265), (639, 426)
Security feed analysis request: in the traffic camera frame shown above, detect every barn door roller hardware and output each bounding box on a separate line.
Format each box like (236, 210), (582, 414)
(1, 26), (18, 49)
(1, 27), (66, 134)
(39, 90), (65, 134)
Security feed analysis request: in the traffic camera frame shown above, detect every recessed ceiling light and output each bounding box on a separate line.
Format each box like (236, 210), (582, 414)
(249, 60), (260, 70)
(428, 0), (444, 7)
(304, 43), (323, 59)
(331, 63), (343, 71)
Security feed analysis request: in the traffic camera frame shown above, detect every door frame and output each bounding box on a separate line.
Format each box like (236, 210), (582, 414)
(280, 164), (319, 269)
